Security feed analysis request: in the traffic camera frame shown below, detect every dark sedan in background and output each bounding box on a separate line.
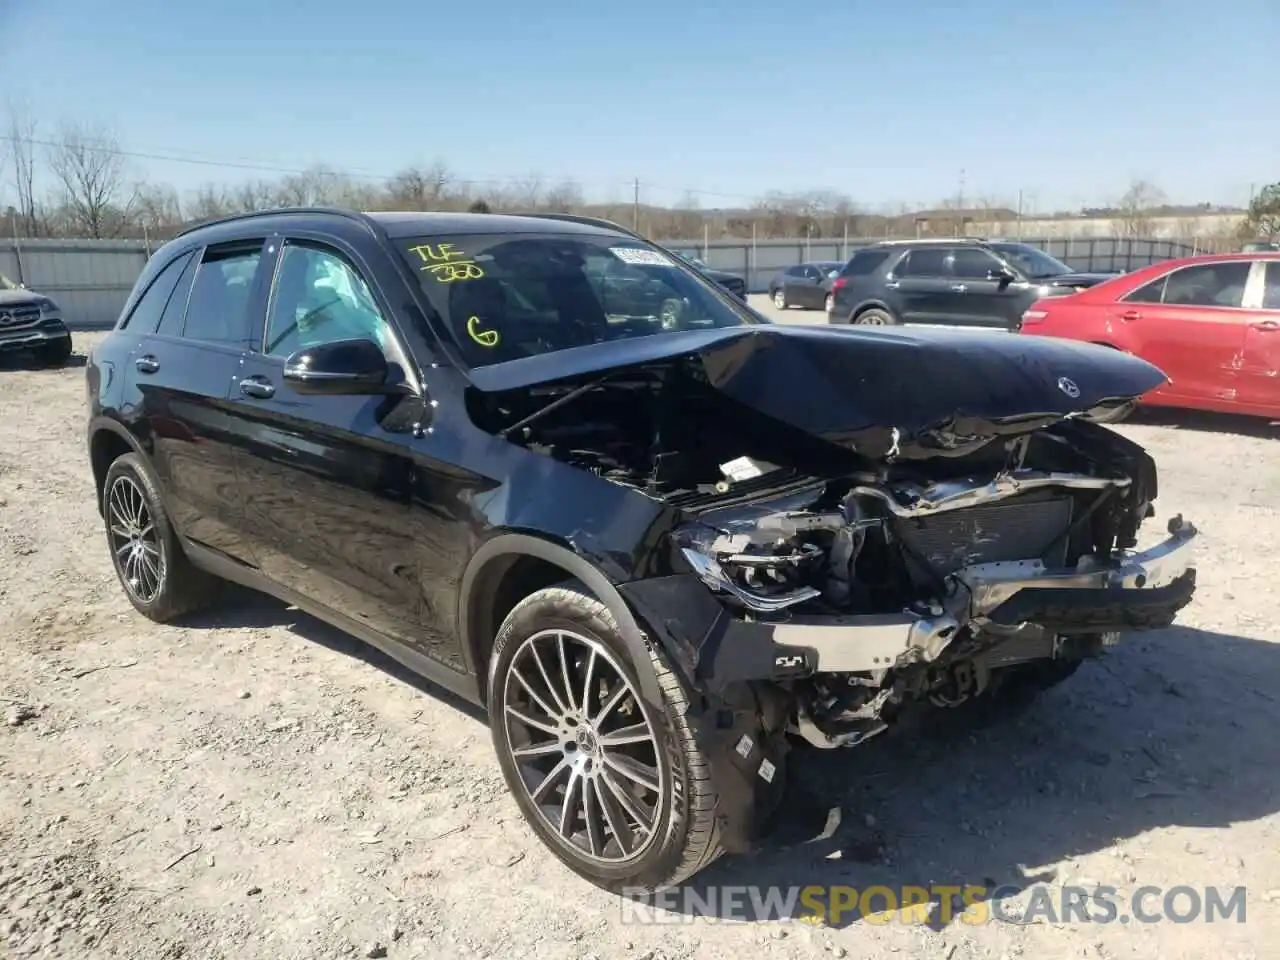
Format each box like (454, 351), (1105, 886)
(767, 260), (845, 311)
(671, 251), (747, 300)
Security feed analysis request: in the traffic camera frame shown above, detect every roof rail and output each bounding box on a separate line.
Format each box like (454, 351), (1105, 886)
(517, 212), (650, 243)
(173, 205), (372, 240)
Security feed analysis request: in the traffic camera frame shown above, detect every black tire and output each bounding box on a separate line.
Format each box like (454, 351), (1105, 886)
(824, 293), (835, 314)
(101, 452), (222, 622)
(487, 582), (723, 893)
(852, 307), (897, 326)
(772, 287), (789, 310)
(34, 336), (72, 368)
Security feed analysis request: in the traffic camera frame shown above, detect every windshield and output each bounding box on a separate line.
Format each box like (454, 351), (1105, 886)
(0, 273), (17, 290)
(398, 233), (757, 367)
(989, 243), (1073, 279)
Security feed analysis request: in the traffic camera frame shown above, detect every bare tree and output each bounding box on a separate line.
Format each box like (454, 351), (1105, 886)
(6, 100), (41, 237)
(1241, 182), (1280, 240)
(1115, 178), (1166, 237)
(47, 122), (134, 238)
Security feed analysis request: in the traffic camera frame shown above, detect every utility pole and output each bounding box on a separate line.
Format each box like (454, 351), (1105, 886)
(632, 177), (640, 232)
(957, 168), (966, 211)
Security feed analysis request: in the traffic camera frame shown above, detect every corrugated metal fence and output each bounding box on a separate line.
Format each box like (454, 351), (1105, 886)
(0, 234), (1204, 328)
(0, 238), (150, 329)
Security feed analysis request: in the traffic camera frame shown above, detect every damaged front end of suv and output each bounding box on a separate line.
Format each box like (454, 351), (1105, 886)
(468, 321), (1197, 857)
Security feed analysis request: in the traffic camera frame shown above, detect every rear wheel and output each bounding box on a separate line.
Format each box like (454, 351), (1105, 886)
(824, 293), (835, 313)
(853, 307), (896, 326)
(102, 453), (222, 622)
(488, 583), (723, 893)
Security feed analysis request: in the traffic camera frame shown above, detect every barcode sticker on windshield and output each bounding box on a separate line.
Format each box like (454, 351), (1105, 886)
(610, 247), (675, 267)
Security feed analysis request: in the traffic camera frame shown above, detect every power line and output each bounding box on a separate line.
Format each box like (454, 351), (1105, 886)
(0, 133), (774, 206)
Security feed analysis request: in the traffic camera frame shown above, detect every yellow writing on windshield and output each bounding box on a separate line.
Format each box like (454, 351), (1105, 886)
(466, 315), (499, 347)
(408, 243), (486, 283)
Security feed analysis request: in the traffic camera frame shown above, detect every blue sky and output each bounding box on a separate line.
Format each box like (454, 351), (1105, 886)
(2, 0), (1276, 212)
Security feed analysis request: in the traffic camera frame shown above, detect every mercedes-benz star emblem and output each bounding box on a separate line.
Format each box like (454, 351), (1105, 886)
(0, 311), (13, 327)
(1057, 376), (1081, 398)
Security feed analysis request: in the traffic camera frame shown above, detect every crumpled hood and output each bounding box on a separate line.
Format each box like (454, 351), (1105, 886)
(469, 324), (1167, 458)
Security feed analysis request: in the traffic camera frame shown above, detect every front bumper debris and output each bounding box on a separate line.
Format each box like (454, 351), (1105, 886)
(619, 516), (1198, 691)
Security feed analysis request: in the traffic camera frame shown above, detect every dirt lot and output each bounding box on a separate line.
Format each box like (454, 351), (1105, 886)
(2, 304), (1278, 959)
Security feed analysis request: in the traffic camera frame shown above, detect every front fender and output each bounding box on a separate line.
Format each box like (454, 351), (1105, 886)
(458, 532), (666, 709)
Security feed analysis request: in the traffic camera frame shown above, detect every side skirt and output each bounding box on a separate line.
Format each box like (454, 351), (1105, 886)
(183, 540), (484, 707)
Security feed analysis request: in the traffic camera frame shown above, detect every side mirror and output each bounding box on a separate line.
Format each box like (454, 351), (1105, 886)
(988, 267), (1016, 284)
(283, 337), (392, 395)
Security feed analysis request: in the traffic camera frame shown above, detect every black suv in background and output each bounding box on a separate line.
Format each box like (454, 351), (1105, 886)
(827, 238), (1115, 329)
(85, 207), (1197, 894)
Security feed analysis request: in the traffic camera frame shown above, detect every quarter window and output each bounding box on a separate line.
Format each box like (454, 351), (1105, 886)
(840, 249), (891, 276)
(181, 246), (264, 343)
(264, 244), (391, 357)
(120, 251), (192, 333)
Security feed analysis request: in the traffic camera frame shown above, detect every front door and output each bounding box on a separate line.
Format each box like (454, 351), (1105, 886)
(226, 238), (442, 655)
(947, 247), (1026, 328)
(130, 240), (268, 563)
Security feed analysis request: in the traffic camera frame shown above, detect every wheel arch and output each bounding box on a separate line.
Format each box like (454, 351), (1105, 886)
(459, 533), (663, 710)
(850, 300), (898, 322)
(89, 418), (148, 516)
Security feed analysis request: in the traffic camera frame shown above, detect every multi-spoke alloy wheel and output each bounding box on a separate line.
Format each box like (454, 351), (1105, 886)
(502, 628), (665, 865)
(100, 452), (219, 622)
(107, 474), (165, 604)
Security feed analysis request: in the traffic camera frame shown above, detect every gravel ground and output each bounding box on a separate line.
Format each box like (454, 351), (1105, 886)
(2, 302), (1278, 959)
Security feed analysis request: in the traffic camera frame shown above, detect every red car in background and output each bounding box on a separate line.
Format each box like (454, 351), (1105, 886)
(1019, 252), (1280, 418)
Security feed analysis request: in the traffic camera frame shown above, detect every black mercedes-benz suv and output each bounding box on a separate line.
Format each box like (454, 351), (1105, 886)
(86, 207), (1198, 893)
(827, 238), (1116, 329)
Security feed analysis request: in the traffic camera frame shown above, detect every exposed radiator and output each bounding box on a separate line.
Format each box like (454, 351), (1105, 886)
(893, 495), (1074, 578)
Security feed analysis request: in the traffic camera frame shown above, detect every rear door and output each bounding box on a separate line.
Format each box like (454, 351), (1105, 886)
(889, 247), (955, 324)
(226, 237), (429, 649)
(1237, 260), (1280, 414)
(130, 240), (269, 562)
(1105, 260), (1253, 407)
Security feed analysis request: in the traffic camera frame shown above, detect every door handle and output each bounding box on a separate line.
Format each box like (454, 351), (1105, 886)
(239, 376), (275, 399)
(884, 281), (900, 290)
(1251, 320), (1280, 332)
(135, 355), (160, 374)
(950, 284), (968, 293)
(1120, 310), (1142, 322)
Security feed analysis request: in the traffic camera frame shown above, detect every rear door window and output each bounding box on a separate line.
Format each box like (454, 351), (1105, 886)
(1161, 262), (1252, 308)
(896, 248), (950, 277)
(180, 244), (266, 344)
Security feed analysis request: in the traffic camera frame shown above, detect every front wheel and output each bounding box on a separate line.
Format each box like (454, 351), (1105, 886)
(34, 336), (72, 368)
(487, 583), (723, 893)
(772, 288), (788, 310)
